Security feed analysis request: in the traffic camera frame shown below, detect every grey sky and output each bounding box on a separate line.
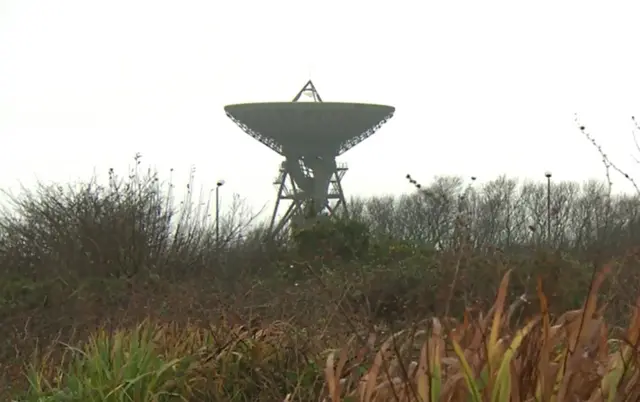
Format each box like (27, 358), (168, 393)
(2, 1), (640, 217)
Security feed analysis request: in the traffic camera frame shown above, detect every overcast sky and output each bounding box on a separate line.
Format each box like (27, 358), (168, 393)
(2, 1), (640, 218)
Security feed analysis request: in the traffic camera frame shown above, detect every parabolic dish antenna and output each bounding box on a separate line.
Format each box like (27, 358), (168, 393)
(224, 80), (395, 235)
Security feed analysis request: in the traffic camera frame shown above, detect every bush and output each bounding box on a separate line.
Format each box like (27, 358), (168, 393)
(16, 266), (640, 401)
(22, 318), (325, 401)
(3, 161), (640, 399)
(322, 266), (640, 401)
(0, 165), (199, 281)
(292, 217), (370, 262)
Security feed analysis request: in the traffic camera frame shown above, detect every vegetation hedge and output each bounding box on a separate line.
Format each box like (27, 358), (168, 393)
(1, 160), (640, 400)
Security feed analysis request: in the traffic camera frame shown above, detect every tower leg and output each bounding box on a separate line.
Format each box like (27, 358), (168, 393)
(269, 164), (307, 236)
(269, 158), (350, 237)
(269, 170), (287, 232)
(331, 165), (349, 219)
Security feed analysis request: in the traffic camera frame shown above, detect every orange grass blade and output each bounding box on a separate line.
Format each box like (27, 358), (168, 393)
(489, 270), (512, 358)
(556, 265), (611, 402)
(626, 295), (640, 345)
(583, 264), (611, 319)
(535, 276), (555, 402)
(363, 330), (405, 402)
(486, 269), (512, 396)
(565, 264), (610, 351)
(418, 337), (429, 401)
(598, 296), (640, 402)
(418, 318), (444, 402)
(335, 338), (352, 383)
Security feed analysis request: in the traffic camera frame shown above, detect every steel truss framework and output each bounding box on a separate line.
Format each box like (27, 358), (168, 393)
(269, 160), (349, 235)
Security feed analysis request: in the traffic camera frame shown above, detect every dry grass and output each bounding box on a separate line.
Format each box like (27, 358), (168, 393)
(323, 265), (640, 401)
(2, 162), (640, 400)
(10, 264), (640, 401)
(22, 316), (326, 401)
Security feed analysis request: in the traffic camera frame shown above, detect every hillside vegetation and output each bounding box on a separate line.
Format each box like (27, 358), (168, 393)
(1, 156), (640, 400)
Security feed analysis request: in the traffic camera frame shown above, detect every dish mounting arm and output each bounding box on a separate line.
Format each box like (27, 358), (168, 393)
(292, 80), (323, 103)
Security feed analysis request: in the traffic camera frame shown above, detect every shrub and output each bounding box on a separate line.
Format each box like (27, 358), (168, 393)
(3, 161), (640, 400)
(22, 317), (325, 402)
(16, 265), (640, 401)
(324, 265), (640, 401)
(0, 164), (196, 281)
(292, 217), (370, 262)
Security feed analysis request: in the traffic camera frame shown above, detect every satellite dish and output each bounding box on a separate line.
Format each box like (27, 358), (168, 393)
(224, 80), (395, 236)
